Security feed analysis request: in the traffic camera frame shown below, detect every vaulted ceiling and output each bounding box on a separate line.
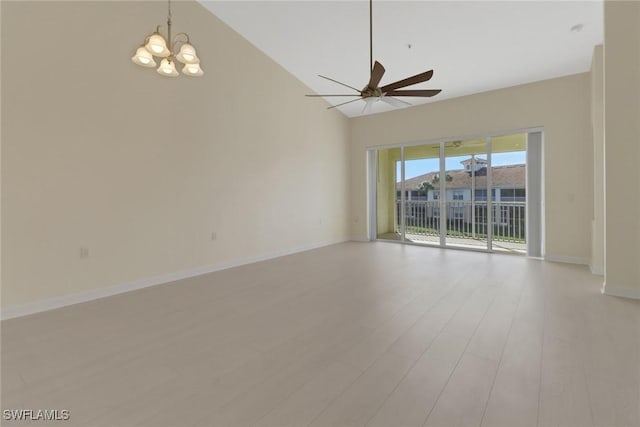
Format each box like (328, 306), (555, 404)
(201, 1), (603, 117)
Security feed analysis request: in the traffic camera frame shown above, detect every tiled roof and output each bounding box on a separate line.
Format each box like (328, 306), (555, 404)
(399, 164), (525, 190)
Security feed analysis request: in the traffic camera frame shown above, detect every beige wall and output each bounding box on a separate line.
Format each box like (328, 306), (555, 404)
(1, 1), (350, 308)
(350, 74), (594, 261)
(603, 1), (640, 296)
(591, 45), (605, 275)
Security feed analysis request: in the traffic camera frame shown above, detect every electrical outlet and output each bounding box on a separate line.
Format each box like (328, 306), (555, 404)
(80, 247), (89, 259)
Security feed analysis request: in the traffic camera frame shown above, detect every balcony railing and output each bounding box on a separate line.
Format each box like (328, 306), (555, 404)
(397, 200), (526, 243)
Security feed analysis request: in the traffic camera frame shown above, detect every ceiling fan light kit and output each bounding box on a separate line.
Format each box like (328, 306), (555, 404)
(307, 0), (441, 113)
(131, 0), (204, 78)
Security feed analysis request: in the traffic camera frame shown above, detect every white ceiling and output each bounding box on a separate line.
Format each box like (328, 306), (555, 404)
(200, 1), (603, 117)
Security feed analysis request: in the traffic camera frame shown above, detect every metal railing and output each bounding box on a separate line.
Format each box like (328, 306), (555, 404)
(397, 200), (526, 243)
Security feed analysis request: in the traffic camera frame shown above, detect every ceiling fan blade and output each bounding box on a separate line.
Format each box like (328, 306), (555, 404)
(362, 101), (374, 115)
(327, 97), (363, 109)
(367, 61), (385, 89)
(379, 70), (434, 92)
(306, 94), (361, 97)
(380, 96), (411, 108)
(318, 75), (361, 93)
(385, 89), (442, 97)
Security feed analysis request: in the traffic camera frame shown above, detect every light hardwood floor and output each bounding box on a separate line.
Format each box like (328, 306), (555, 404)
(2, 242), (639, 427)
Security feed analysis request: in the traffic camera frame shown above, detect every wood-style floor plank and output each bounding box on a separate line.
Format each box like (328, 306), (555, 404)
(2, 242), (638, 427)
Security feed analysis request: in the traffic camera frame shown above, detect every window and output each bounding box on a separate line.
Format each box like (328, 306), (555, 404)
(433, 191), (440, 200)
(453, 191), (464, 200)
(500, 188), (526, 202)
(474, 189), (496, 201)
(513, 188), (526, 201)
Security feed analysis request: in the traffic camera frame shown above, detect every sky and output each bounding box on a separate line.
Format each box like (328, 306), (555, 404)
(400, 151), (526, 180)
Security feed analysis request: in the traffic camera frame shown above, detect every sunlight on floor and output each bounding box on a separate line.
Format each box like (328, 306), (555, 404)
(377, 232), (526, 254)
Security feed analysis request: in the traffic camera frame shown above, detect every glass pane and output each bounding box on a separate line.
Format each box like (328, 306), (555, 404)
(443, 138), (489, 250)
(402, 143), (441, 246)
(490, 134), (527, 254)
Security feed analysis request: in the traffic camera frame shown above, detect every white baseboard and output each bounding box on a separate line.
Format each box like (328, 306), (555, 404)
(545, 255), (603, 274)
(544, 254), (590, 266)
(350, 237), (371, 242)
(1, 238), (348, 321)
(601, 282), (640, 300)
(589, 263), (605, 276)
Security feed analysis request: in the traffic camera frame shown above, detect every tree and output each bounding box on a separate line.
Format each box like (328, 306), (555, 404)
(417, 181), (434, 197)
(431, 174), (453, 184)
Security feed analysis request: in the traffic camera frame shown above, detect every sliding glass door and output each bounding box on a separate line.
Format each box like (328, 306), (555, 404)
(374, 132), (533, 255)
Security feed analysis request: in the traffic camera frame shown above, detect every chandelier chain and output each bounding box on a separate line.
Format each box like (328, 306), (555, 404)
(167, 0), (173, 55)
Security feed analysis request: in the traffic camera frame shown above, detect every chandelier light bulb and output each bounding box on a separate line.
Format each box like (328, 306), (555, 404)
(145, 33), (170, 58)
(157, 58), (179, 77)
(131, 46), (157, 68)
(182, 62), (204, 77)
(176, 43), (199, 64)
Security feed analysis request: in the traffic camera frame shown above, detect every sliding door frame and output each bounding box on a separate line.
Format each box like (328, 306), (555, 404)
(438, 143), (446, 247)
(366, 149), (378, 241)
(400, 146), (406, 242)
(367, 127), (544, 257)
(487, 136), (493, 252)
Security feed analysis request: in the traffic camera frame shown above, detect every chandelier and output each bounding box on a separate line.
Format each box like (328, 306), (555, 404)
(131, 0), (204, 77)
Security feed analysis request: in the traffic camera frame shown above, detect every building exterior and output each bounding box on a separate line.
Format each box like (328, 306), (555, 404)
(395, 160), (526, 240)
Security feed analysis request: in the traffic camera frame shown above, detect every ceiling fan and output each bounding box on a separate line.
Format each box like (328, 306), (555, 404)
(433, 141), (463, 149)
(306, 0), (441, 114)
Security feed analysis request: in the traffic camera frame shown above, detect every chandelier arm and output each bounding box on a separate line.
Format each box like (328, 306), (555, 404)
(172, 32), (191, 52)
(173, 32), (190, 43)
